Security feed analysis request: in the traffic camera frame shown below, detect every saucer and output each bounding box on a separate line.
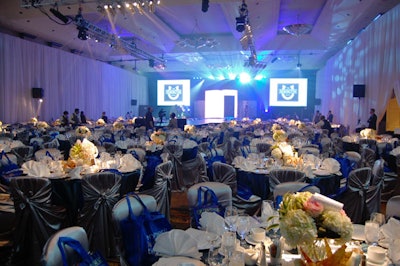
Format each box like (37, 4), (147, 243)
(366, 258), (388, 266)
(245, 235), (264, 245)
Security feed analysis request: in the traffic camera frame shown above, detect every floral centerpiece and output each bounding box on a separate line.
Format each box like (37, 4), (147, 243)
(272, 129), (287, 142)
(360, 128), (376, 139)
(69, 138), (98, 166)
(252, 118), (262, 125)
(36, 121), (49, 131)
(75, 126), (91, 138)
(279, 192), (353, 247)
(96, 118), (106, 126)
(150, 129), (167, 145)
(30, 117), (38, 124)
(279, 192), (353, 263)
(113, 121), (125, 131)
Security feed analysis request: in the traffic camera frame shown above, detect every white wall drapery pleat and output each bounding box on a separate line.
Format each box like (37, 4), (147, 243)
(0, 33), (147, 124)
(316, 4), (400, 132)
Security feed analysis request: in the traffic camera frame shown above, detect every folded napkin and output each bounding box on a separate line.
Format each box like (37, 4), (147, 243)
(152, 256), (205, 266)
(118, 154), (142, 173)
(240, 161), (256, 172)
(232, 156), (245, 166)
(185, 228), (220, 250)
(320, 158), (341, 174)
(199, 212), (226, 236)
(381, 218), (400, 264)
(153, 229), (202, 259)
(21, 160), (51, 177)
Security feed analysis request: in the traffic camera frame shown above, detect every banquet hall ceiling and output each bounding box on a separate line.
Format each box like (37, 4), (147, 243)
(0, 0), (399, 74)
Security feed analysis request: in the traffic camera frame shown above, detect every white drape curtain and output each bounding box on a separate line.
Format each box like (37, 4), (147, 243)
(316, 4), (400, 132)
(0, 33), (148, 124)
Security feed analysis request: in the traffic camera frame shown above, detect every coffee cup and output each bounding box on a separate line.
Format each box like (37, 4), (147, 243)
(250, 227), (265, 242)
(367, 245), (386, 263)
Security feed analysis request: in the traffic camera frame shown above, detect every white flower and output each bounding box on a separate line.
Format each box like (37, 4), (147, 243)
(96, 119), (105, 126)
(271, 147), (282, 159)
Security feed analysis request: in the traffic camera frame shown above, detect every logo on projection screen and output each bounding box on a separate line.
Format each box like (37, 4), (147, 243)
(164, 84), (183, 102)
(277, 83), (298, 101)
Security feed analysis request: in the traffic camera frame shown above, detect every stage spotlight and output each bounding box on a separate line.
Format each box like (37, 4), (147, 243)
(236, 16), (246, 32)
(50, 8), (70, 24)
(77, 26), (88, 40)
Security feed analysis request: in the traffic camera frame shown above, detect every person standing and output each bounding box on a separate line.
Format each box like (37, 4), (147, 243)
(145, 107), (154, 130)
(60, 111), (70, 127)
(101, 111), (108, 123)
(71, 108), (80, 127)
(327, 110), (333, 123)
(367, 108), (377, 130)
(80, 111), (87, 124)
(168, 112), (178, 129)
(313, 110), (321, 124)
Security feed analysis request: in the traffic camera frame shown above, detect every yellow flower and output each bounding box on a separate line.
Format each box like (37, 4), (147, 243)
(75, 126), (91, 138)
(96, 119), (105, 126)
(113, 121), (125, 131)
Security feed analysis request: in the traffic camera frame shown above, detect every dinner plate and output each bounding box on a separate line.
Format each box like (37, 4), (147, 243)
(352, 224), (365, 241)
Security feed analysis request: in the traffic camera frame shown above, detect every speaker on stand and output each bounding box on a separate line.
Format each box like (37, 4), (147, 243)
(353, 85), (365, 125)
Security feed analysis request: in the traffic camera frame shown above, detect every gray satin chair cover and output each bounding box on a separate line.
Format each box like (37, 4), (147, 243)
(361, 147), (376, 168)
(386, 195), (400, 220)
(164, 143), (183, 191)
(139, 161), (173, 221)
(223, 137), (242, 165)
(268, 169), (306, 192)
(11, 145), (34, 166)
(41, 226), (88, 266)
(173, 153), (209, 191)
(9, 176), (67, 266)
(212, 161), (237, 196)
(187, 182), (232, 226)
(336, 167), (372, 224)
(366, 159), (385, 215)
(320, 137), (333, 157)
(256, 143), (271, 154)
(112, 194), (157, 266)
(77, 172), (121, 259)
(359, 138), (377, 152)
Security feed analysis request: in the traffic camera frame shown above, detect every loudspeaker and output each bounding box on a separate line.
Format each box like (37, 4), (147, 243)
(315, 98), (321, 105)
(32, 87), (44, 98)
(353, 84), (365, 98)
(131, 99), (137, 106)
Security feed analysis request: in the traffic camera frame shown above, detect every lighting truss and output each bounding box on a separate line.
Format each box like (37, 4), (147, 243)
(74, 11), (165, 64)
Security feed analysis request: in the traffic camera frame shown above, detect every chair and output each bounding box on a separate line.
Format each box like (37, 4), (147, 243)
(268, 169), (306, 192)
(187, 182), (232, 227)
(336, 167), (372, 224)
(212, 161), (237, 195)
(212, 161), (261, 215)
(256, 143), (271, 155)
(386, 195), (400, 220)
(0, 183), (15, 259)
(77, 171), (121, 259)
(344, 151), (362, 168)
(9, 176), (67, 266)
(320, 137), (333, 157)
(273, 182), (320, 206)
(139, 161), (173, 221)
(174, 153), (209, 191)
(41, 226), (89, 266)
(361, 147), (376, 168)
(34, 148), (62, 161)
(11, 145), (34, 166)
(366, 159), (385, 216)
(112, 194), (157, 266)
(359, 138), (377, 152)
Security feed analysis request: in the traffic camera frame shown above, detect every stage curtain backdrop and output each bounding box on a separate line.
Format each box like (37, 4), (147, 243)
(0, 33), (148, 124)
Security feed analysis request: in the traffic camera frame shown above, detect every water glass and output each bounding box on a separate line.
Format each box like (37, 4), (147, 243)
(371, 212), (385, 226)
(224, 206), (238, 232)
(208, 246), (224, 266)
(230, 251), (245, 266)
(221, 231), (236, 257)
(365, 220), (379, 245)
(261, 200), (275, 221)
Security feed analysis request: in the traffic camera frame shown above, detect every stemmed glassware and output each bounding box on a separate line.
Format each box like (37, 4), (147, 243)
(221, 231), (236, 265)
(236, 215), (250, 245)
(224, 206), (238, 232)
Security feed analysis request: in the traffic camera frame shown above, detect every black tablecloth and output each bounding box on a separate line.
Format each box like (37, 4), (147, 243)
(236, 169), (270, 200)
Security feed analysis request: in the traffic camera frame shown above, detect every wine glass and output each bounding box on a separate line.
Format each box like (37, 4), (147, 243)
(236, 215), (250, 245)
(365, 220), (379, 246)
(224, 206), (238, 232)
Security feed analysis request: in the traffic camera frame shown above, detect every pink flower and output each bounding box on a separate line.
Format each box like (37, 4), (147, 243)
(303, 198), (324, 218)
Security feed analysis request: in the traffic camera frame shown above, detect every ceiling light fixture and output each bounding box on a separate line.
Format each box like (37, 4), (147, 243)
(176, 20), (219, 49)
(99, 0), (161, 13)
(283, 23), (313, 36)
